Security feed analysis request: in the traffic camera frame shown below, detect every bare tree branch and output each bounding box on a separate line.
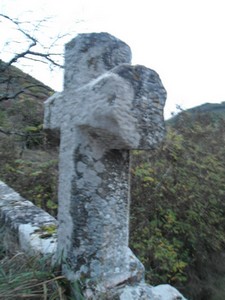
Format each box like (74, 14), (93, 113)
(0, 127), (43, 137)
(0, 84), (53, 102)
(26, 51), (63, 68)
(0, 14), (37, 66)
(0, 13), (63, 69)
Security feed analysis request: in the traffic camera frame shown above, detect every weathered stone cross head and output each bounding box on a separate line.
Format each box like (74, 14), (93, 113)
(44, 32), (166, 293)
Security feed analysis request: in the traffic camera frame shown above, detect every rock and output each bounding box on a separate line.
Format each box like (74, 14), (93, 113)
(44, 32), (186, 300)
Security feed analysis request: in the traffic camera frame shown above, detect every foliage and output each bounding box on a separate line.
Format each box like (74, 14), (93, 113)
(1, 155), (58, 217)
(0, 60), (59, 218)
(0, 252), (85, 299)
(130, 112), (225, 299)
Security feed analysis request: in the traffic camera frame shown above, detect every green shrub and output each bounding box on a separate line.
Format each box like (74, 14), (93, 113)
(130, 113), (225, 299)
(0, 252), (84, 299)
(3, 158), (58, 217)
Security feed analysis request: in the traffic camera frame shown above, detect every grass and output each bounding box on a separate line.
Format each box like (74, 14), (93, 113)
(0, 252), (69, 299)
(0, 228), (84, 300)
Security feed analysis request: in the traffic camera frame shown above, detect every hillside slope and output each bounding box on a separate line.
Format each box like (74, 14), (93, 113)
(168, 101), (225, 126)
(130, 108), (225, 300)
(0, 61), (59, 216)
(187, 102), (225, 114)
(0, 60), (53, 130)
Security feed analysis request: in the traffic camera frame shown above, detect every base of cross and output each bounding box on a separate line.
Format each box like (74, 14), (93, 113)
(82, 284), (186, 300)
(68, 248), (186, 300)
(56, 245), (186, 300)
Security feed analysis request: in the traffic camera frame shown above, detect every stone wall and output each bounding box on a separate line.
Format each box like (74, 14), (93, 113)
(0, 180), (187, 299)
(0, 180), (57, 256)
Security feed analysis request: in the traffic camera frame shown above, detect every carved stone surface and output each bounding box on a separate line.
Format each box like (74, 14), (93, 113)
(96, 283), (187, 300)
(44, 33), (187, 299)
(0, 180), (57, 255)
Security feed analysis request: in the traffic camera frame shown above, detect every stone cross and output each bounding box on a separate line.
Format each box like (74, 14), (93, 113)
(44, 32), (166, 294)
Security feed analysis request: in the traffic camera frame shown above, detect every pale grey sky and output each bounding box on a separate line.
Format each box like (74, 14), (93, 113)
(1, 0), (225, 119)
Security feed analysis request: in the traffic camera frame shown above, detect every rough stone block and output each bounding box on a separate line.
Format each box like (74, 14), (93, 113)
(0, 180), (57, 256)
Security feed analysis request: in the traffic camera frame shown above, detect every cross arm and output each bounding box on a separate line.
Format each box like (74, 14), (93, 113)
(43, 92), (64, 130)
(75, 64), (167, 150)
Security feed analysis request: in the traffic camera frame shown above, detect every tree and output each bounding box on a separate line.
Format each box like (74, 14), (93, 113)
(0, 14), (63, 68)
(0, 13), (67, 102)
(0, 12), (69, 148)
(0, 13), (61, 216)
